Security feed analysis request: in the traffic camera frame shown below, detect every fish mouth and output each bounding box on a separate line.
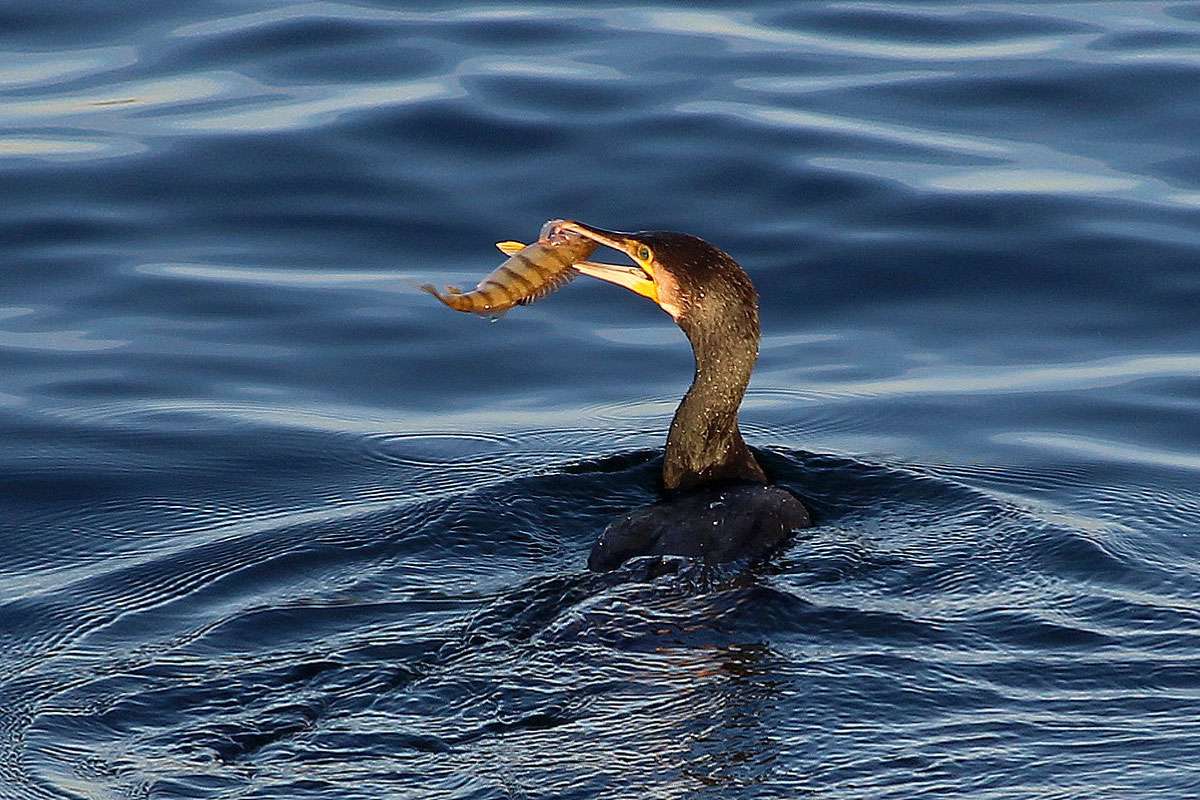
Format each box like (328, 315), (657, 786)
(549, 220), (659, 305)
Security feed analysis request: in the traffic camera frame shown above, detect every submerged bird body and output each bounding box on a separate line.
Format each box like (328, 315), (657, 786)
(587, 484), (808, 572)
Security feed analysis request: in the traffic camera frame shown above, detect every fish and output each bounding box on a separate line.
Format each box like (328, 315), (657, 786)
(421, 221), (598, 315)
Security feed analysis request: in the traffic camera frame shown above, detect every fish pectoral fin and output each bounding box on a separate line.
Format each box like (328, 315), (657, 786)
(495, 240), (527, 256)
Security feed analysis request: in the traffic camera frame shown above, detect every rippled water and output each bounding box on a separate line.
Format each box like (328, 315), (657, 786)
(3, 2), (1200, 798)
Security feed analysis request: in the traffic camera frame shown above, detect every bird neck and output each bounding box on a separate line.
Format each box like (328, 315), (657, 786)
(662, 320), (766, 492)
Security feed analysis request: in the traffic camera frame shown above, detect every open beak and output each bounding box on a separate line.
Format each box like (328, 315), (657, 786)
(552, 220), (659, 305)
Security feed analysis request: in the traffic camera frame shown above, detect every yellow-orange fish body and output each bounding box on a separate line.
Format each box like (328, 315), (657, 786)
(422, 228), (597, 315)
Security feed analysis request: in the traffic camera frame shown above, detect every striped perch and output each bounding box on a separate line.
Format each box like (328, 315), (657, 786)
(422, 224), (598, 315)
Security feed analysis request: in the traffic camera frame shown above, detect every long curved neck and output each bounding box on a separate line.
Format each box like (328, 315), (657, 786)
(662, 316), (766, 492)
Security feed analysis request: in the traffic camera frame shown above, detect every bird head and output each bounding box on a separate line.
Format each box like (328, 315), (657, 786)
(550, 220), (759, 342)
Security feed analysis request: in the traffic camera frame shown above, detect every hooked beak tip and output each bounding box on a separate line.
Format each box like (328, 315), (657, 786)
(553, 220), (637, 256)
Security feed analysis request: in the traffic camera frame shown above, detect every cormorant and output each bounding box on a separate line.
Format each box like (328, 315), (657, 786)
(551, 220), (812, 572)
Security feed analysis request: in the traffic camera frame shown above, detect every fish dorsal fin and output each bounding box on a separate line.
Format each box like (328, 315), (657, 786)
(495, 240), (526, 256)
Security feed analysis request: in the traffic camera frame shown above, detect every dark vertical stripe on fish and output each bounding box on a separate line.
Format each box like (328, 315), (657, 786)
(498, 265), (536, 293)
(516, 253), (553, 282)
(481, 280), (515, 306)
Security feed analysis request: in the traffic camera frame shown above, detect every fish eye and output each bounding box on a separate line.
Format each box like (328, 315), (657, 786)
(637, 245), (652, 262)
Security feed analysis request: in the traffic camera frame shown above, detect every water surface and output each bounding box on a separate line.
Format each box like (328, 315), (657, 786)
(3, 2), (1200, 798)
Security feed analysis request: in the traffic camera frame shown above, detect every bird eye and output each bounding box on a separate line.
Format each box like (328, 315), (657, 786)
(638, 246), (652, 262)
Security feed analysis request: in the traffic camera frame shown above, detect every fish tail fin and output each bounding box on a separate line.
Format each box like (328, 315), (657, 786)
(421, 283), (471, 311)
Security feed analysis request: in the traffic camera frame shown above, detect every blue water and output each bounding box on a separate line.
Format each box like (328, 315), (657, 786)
(3, 2), (1200, 797)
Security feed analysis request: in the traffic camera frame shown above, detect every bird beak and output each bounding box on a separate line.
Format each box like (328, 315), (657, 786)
(552, 221), (659, 305)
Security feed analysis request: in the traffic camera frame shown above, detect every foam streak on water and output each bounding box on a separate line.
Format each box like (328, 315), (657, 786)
(2, 2), (1200, 798)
